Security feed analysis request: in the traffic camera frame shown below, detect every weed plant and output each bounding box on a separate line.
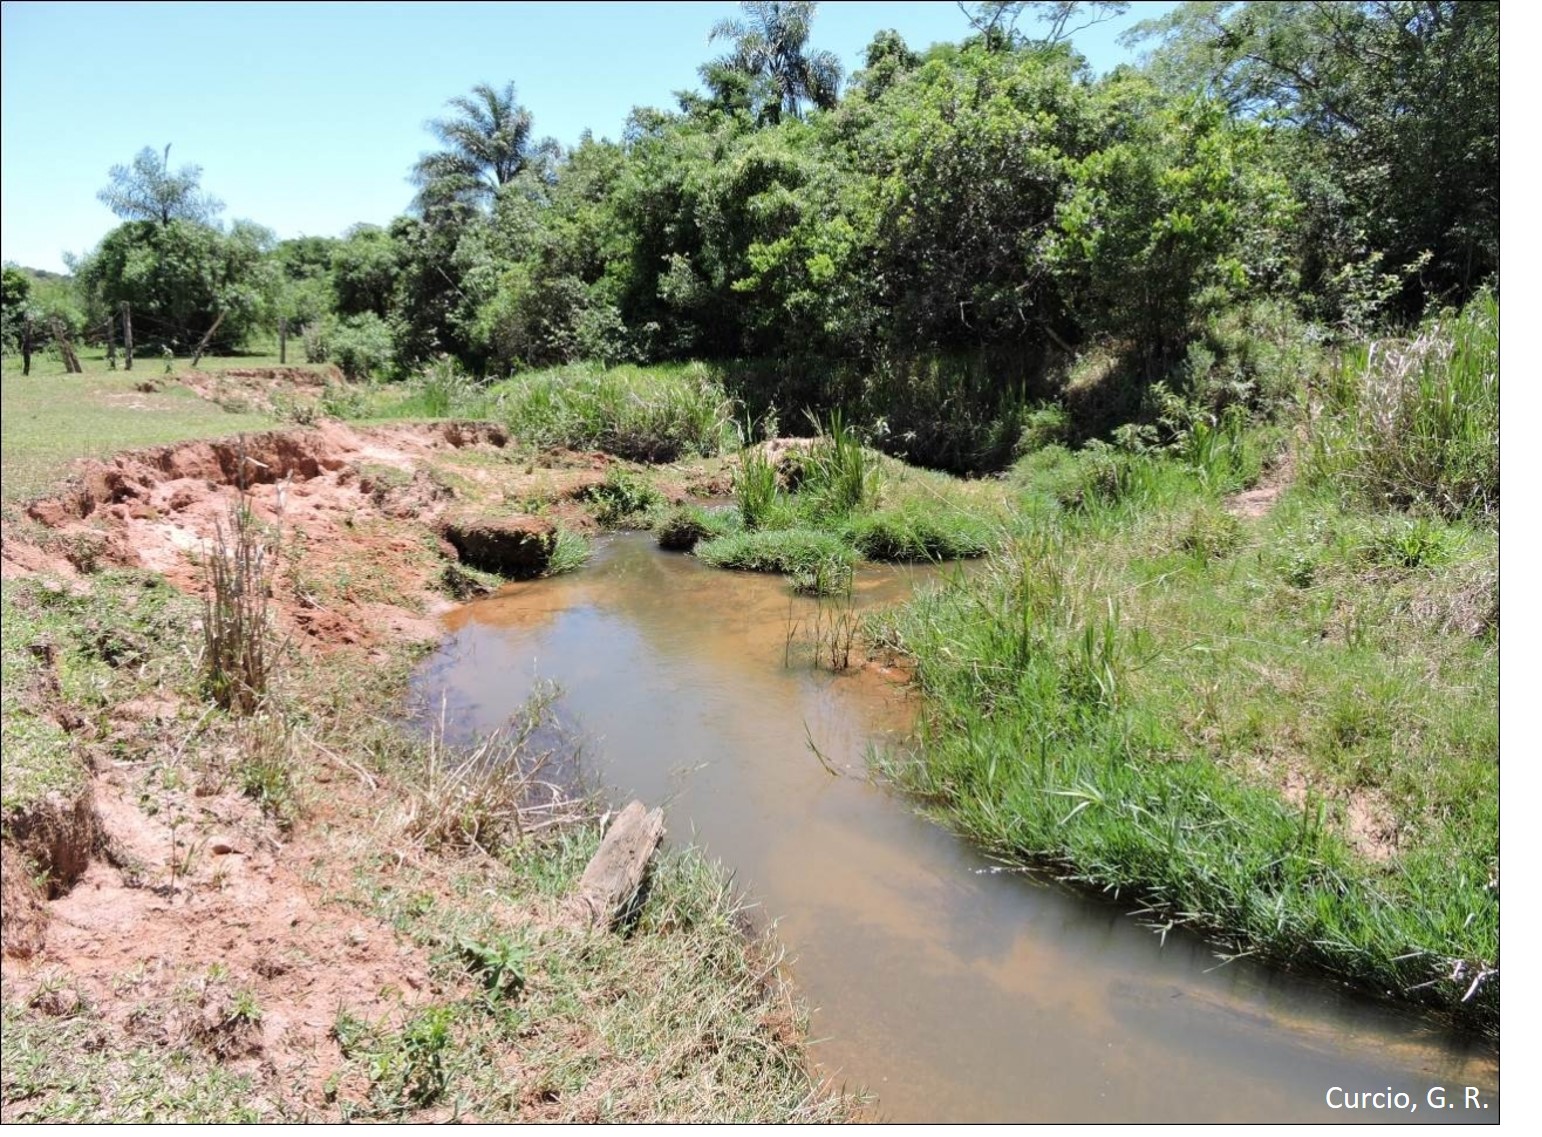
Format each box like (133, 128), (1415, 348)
(201, 489), (276, 715)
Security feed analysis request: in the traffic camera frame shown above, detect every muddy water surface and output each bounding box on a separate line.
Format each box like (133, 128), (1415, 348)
(415, 533), (1498, 1123)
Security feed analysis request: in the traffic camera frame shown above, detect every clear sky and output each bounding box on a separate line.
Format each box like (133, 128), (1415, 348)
(1, 1), (1170, 273)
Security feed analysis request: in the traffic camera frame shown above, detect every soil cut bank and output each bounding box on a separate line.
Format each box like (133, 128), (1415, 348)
(1, 419), (849, 1123)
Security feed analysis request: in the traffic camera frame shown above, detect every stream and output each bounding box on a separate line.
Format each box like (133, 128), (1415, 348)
(412, 532), (1498, 1123)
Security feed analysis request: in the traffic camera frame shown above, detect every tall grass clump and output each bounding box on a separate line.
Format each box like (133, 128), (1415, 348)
(848, 502), (992, 562)
(794, 410), (882, 518)
(734, 443), (782, 530)
(201, 489), (276, 714)
(1306, 291), (1498, 521)
(492, 363), (736, 461)
(695, 529), (854, 583)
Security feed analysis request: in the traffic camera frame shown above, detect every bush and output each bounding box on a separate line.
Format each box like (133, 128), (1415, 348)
(304, 313), (395, 380)
(493, 363), (735, 462)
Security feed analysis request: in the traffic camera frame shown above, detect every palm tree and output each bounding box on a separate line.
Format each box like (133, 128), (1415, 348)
(411, 82), (535, 214)
(708, 2), (843, 126)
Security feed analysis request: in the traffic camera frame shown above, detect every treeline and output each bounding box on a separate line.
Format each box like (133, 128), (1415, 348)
(2, 1), (1498, 470)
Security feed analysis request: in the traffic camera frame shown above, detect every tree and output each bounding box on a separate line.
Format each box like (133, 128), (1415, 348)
(411, 82), (544, 214)
(959, 2), (1131, 51)
(74, 220), (277, 353)
(97, 145), (224, 226)
(1128, 1), (1499, 317)
(708, 2), (843, 126)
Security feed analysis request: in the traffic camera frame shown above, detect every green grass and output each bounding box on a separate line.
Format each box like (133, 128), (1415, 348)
(699, 425), (1002, 589)
(326, 829), (851, 1123)
(695, 528), (854, 580)
(846, 502), (993, 562)
(874, 437), (1498, 1034)
(1, 1001), (271, 1123)
(0, 365), (274, 504)
(2, 571), (202, 813)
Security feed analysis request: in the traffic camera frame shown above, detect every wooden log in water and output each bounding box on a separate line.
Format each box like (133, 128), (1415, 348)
(570, 800), (664, 930)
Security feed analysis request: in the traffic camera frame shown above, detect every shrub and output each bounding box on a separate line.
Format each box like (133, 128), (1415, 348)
(300, 313), (393, 379)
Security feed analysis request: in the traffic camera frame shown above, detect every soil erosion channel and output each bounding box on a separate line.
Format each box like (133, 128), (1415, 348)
(414, 532), (1498, 1124)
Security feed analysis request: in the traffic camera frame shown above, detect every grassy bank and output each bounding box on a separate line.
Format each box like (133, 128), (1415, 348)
(874, 298), (1498, 1033)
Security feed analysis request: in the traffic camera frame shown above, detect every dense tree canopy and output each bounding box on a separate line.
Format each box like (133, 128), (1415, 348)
(1129, 1), (1498, 320)
(33, 1), (1496, 467)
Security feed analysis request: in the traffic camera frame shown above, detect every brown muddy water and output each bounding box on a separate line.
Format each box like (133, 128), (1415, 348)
(414, 533), (1498, 1123)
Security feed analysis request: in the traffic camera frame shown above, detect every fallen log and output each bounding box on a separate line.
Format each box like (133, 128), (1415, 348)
(569, 801), (664, 930)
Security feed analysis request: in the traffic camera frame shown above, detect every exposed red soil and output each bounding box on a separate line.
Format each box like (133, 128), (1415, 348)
(3, 422), (617, 654)
(6, 766), (439, 1107)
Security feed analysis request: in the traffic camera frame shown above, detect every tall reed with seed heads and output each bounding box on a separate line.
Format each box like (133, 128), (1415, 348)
(201, 480), (276, 715)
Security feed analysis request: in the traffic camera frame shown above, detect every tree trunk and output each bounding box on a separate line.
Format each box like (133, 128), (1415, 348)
(122, 302), (133, 371)
(279, 317), (287, 365)
(189, 310), (226, 368)
(22, 314), (34, 376)
(104, 312), (117, 370)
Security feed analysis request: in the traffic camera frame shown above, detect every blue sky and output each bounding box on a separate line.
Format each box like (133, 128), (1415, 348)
(1, 1), (1170, 273)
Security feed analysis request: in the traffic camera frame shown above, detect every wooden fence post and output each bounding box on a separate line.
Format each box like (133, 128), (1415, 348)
(51, 318), (83, 373)
(189, 311), (225, 369)
(121, 302), (134, 371)
(279, 317), (287, 364)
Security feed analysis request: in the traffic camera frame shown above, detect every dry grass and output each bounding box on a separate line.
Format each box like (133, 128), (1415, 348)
(398, 688), (591, 854)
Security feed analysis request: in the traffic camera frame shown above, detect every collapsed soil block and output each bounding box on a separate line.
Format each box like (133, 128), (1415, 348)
(441, 515), (556, 579)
